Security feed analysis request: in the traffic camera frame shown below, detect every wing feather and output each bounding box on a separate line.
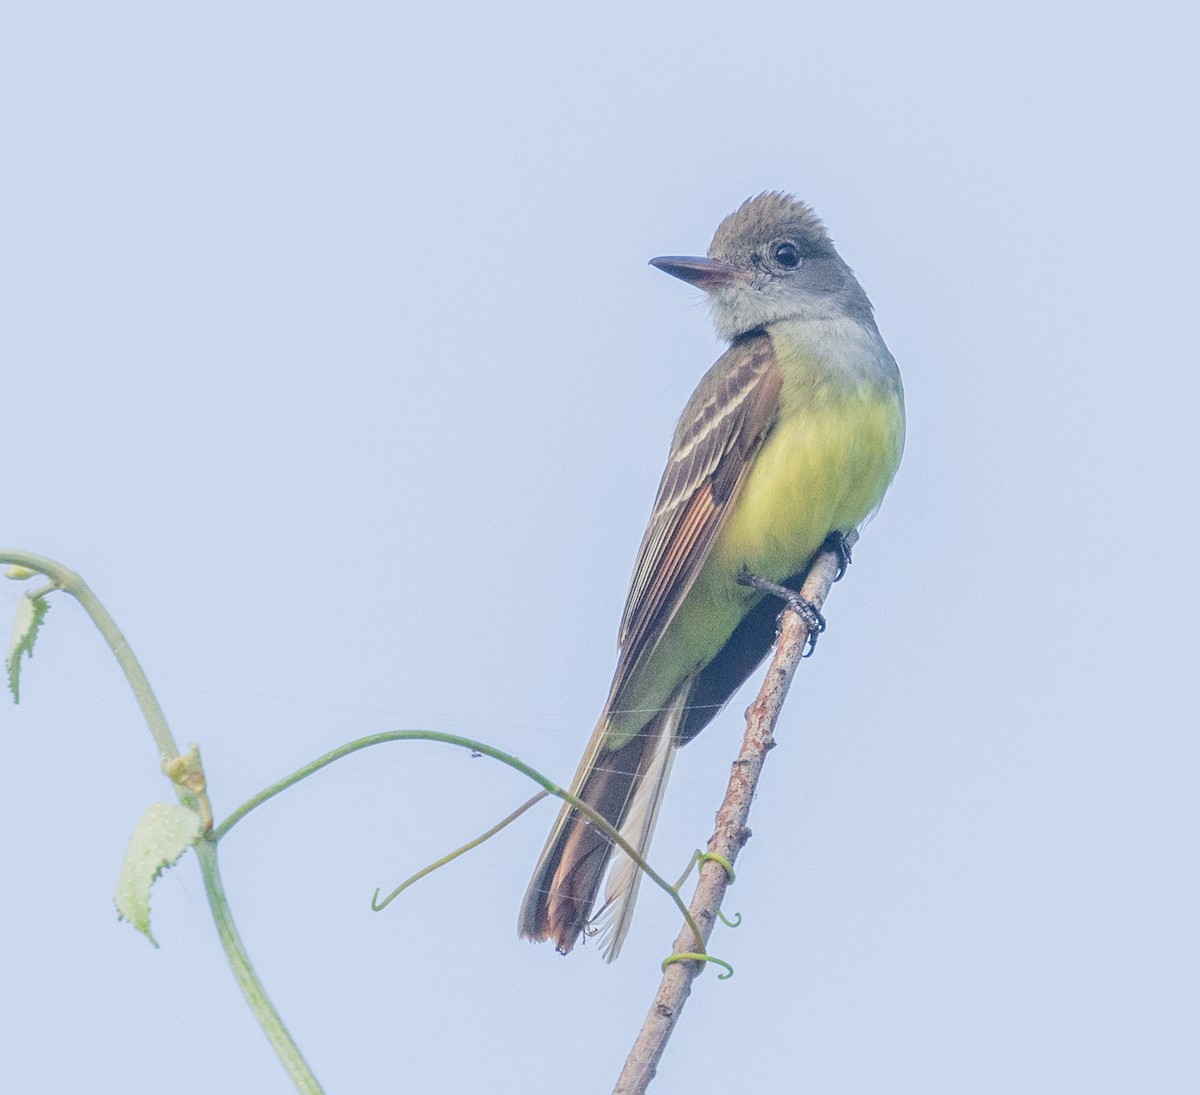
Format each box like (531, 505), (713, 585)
(612, 332), (782, 700)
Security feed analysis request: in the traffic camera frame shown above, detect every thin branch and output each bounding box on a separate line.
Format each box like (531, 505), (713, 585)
(0, 549), (324, 1094)
(213, 728), (706, 952)
(612, 532), (857, 1095)
(372, 791), (548, 910)
(0, 550), (178, 760)
(194, 838), (323, 1093)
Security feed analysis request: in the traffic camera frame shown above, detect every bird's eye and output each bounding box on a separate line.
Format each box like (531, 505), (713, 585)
(773, 242), (801, 269)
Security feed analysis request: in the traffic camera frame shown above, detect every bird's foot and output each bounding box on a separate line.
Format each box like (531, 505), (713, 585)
(736, 566), (826, 657)
(823, 531), (853, 582)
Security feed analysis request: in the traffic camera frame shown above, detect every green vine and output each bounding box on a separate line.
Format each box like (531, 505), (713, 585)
(1, 548), (721, 1093)
(2, 550), (322, 1094)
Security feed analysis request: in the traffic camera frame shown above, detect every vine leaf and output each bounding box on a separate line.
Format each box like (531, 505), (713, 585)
(115, 802), (203, 946)
(7, 592), (50, 703)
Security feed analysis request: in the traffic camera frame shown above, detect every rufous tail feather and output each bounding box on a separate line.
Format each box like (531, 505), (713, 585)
(518, 686), (689, 956)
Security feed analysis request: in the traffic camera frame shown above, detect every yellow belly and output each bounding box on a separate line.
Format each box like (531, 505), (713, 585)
(608, 375), (903, 743)
(707, 383), (904, 587)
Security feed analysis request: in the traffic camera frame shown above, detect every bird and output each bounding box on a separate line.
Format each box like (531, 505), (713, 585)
(518, 192), (905, 960)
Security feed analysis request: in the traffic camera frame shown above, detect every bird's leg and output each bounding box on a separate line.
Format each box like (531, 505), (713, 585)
(736, 566), (826, 657)
(822, 531), (853, 582)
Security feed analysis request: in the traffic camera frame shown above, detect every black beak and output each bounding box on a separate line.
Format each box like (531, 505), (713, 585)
(649, 255), (743, 290)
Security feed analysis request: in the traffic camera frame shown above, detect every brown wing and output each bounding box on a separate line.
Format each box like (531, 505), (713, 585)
(611, 331), (782, 700)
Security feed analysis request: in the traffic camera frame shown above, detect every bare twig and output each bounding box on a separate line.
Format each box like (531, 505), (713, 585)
(612, 532), (858, 1095)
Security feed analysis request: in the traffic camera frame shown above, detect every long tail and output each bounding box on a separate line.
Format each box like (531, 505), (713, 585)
(518, 686), (688, 960)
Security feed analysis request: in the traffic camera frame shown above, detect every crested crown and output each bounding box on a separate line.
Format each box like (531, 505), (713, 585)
(709, 192), (833, 259)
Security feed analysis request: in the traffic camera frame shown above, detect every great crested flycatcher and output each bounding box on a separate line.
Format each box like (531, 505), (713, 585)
(519, 192), (905, 959)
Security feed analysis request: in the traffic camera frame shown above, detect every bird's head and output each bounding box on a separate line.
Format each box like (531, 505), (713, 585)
(651, 192), (873, 341)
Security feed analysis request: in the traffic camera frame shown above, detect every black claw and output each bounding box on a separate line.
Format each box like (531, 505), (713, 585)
(737, 566), (827, 656)
(798, 603), (825, 657)
(824, 532), (853, 582)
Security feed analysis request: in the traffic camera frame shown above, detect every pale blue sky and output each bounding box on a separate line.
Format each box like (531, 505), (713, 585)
(4, 3), (1198, 1092)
